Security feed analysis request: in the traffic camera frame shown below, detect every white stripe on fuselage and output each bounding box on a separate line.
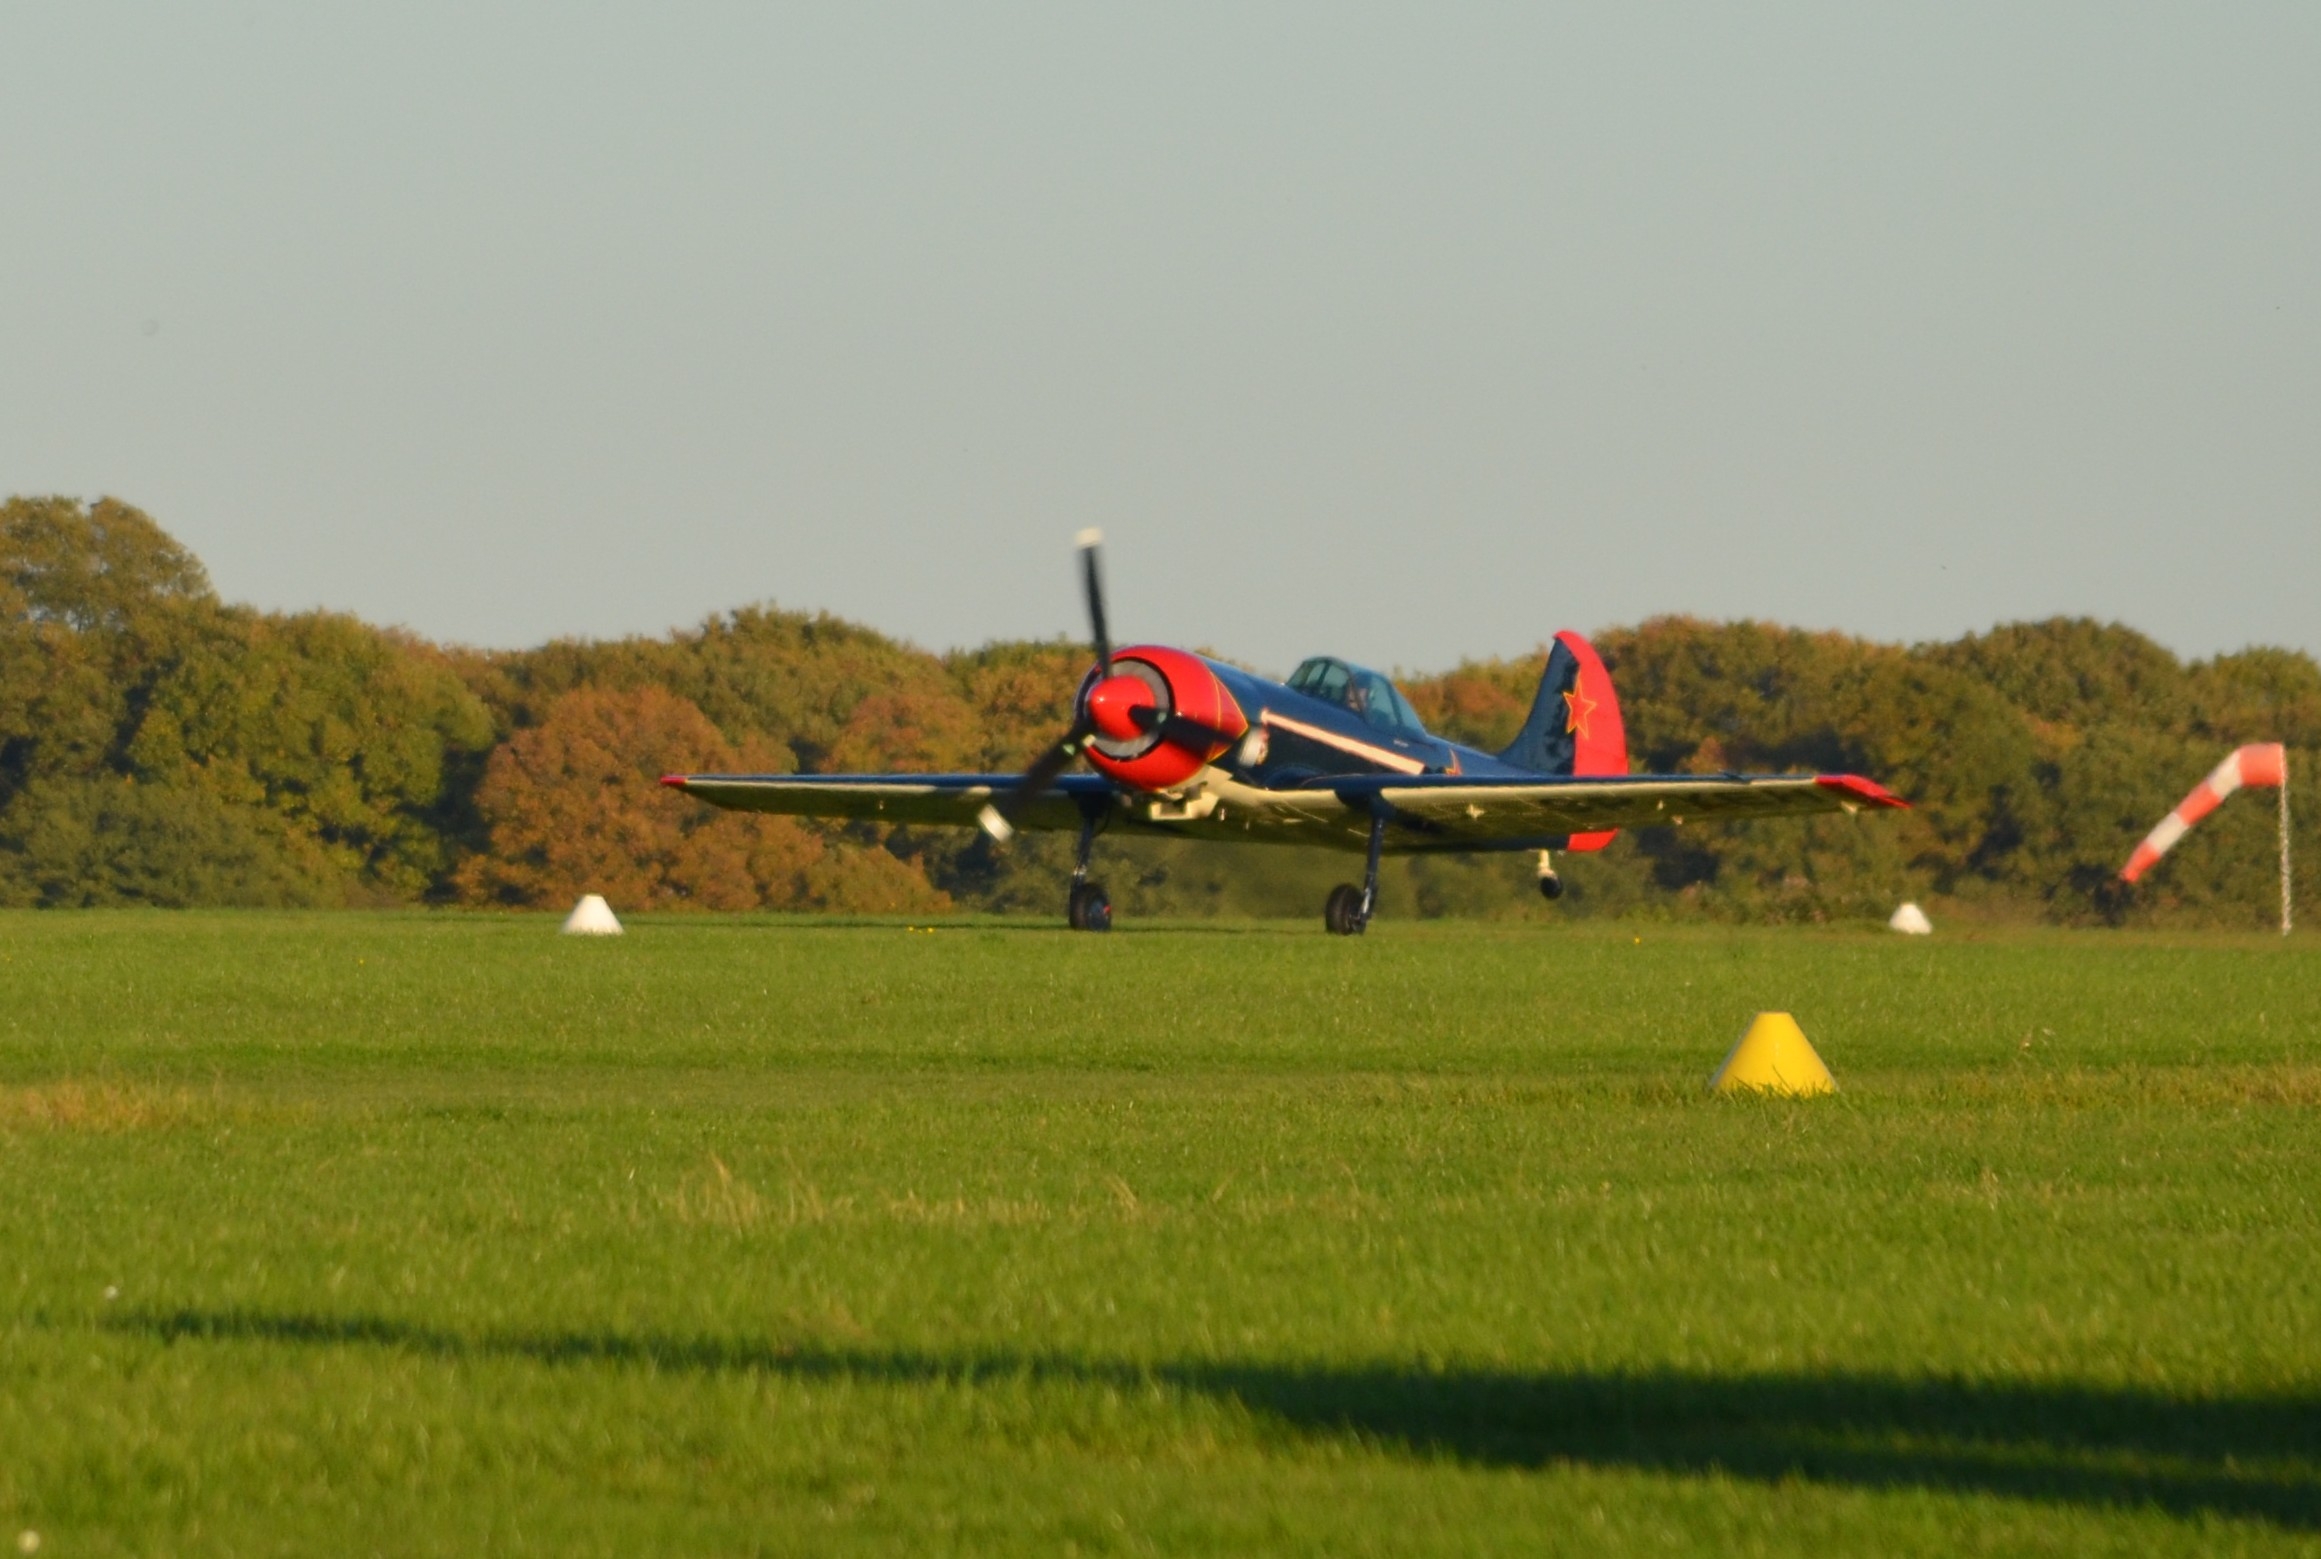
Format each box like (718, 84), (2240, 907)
(1257, 709), (1429, 775)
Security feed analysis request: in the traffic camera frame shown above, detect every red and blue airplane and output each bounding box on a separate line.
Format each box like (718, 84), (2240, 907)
(664, 533), (1906, 934)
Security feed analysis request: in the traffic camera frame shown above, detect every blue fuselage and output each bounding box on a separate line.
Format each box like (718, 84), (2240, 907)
(1201, 657), (1536, 787)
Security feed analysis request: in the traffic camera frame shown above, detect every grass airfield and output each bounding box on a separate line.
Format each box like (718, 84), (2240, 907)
(1, 911), (2317, 1555)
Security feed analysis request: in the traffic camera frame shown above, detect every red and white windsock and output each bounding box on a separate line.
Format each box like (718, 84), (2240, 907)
(2119, 743), (2288, 883)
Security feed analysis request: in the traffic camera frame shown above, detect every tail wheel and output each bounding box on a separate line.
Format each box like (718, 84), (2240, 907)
(1537, 873), (1564, 902)
(1068, 881), (1113, 933)
(1324, 883), (1367, 937)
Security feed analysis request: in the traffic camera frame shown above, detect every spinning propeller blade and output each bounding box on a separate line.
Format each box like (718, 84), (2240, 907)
(980, 530), (1113, 840)
(1077, 528), (1112, 677)
(1141, 708), (1247, 756)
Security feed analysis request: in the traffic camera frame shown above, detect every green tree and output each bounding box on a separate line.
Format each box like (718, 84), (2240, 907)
(128, 610), (496, 898)
(0, 776), (335, 908)
(0, 496), (219, 803)
(1, 499), (495, 905)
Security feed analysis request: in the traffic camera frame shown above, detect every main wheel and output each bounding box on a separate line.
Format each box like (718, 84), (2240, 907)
(1324, 883), (1367, 936)
(1068, 881), (1113, 932)
(1537, 872), (1564, 902)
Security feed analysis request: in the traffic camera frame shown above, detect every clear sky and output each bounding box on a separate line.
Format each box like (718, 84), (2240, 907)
(5, 4), (2315, 675)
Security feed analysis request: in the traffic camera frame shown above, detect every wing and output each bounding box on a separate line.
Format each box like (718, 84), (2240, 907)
(660, 773), (1106, 832)
(663, 768), (1905, 853)
(1152, 770), (1907, 852)
(1348, 772), (1907, 847)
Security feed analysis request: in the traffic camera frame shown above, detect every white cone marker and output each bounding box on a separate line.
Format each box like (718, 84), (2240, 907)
(561, 894), (624, 936)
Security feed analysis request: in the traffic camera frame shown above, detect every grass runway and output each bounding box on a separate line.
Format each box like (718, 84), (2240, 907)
(1, 911), (2317, 1555)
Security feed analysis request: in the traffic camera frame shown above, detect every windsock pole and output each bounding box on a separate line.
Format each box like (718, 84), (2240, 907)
(2283, 754), (2294, 936)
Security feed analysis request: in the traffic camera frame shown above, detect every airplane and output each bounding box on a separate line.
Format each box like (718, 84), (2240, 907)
(663, 533), (1907, 934)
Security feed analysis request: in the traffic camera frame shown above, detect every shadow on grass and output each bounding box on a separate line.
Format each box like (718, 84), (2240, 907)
(111, 1307), (2319, 1529)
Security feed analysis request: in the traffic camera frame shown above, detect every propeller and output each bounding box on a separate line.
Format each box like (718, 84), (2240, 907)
(977, 531), (1254, 842)
(1080, 528), (1111, 678)
(975, 530), (1112, 842)
(1140, 706), (1249, 754)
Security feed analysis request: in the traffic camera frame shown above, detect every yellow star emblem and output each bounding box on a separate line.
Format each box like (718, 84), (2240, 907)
(1562, 679), (1598, 739)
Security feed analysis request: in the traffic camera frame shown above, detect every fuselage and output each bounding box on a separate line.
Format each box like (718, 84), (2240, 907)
(1212, 657), (1538, 783)
(1082, 644), (1535, 797)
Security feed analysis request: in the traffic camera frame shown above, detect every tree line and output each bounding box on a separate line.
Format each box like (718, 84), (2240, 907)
(3, 496), (2313, 927)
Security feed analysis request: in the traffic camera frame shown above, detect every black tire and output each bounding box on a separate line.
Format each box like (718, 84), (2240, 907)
(1324, 883), (1367, 936)
(1537, 873), (1564, 902)
(1069, 881), (1113, 932)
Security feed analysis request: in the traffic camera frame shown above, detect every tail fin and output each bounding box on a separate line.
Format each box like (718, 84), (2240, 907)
(1499, 630), (1629, 851)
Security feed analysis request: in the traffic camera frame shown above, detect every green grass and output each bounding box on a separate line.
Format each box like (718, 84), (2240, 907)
(1, 910), (2317, 1555)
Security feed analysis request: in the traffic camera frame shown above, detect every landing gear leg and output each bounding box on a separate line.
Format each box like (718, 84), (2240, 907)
(1325, 812), (1388, 936)
(1360, 810), (1385, 924)
(1066, 814), (1111, 932)
(1536, 848), (1564, 902)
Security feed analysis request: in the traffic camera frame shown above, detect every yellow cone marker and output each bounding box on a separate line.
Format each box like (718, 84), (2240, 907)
(1708, 1012), (1837, 1097)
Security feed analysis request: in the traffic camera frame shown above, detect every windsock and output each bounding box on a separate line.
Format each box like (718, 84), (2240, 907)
(2120, 743), (2288, 882)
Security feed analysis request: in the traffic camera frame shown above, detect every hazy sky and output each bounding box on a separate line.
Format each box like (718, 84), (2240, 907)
(5, 5), (2316, 675)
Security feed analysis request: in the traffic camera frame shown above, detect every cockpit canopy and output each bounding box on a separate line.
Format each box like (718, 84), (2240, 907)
(1286, 657), (1429, 739)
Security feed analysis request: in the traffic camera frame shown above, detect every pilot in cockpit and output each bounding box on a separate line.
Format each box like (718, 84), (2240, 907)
(1288, 658), (1425, 739)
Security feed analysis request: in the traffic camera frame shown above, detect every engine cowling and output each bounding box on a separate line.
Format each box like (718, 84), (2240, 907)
(1078, 645), (1248, 792)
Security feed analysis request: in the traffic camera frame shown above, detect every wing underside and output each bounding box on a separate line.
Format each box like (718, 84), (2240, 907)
(663, 774), (1099, 833)
(664, 770), (1905, 853)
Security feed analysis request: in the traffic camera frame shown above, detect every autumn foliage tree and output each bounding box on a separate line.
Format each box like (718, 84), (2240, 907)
(453, 684), (946, 913)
